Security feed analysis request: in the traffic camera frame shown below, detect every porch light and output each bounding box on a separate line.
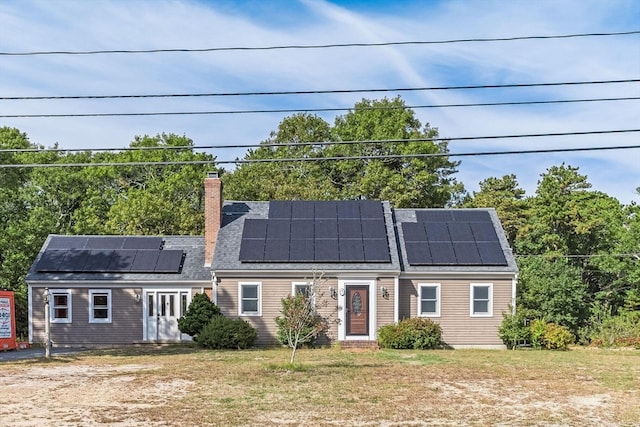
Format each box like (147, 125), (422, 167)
(329, 287), (338, 300)
(134, 293), (141, 303)
(381, 286), (389, 299)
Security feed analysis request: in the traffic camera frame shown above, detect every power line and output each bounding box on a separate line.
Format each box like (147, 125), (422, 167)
(2, 79), (637, 101)
(2, 144), (638, 168)
(2, 130), (638, 154)
(2, 31), (638, 56)
(2, 97), (638, 119)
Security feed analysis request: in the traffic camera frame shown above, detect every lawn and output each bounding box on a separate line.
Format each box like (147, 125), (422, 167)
(2, 346), (639, 426)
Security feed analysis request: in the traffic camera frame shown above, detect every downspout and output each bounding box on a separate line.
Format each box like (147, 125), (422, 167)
(511, 273), (518, 315)
(394, 276), (399, 323)
(211, 271), (218, 305)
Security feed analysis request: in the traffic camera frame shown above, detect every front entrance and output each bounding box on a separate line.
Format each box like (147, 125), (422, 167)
(144, 290), (190, 341)
(338, 280), (375, 341)
(346, 285), (369, 336)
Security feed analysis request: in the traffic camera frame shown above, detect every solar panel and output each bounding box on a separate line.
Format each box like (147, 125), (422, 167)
(447, 222), (474, 241)
(266, 220), (290, 240)
(85, 237), (126, 250)
(238, 239), (265, 262)
(107, 249), (137, 272)
(315, 220), (338, 238)
(405, 242), (432, 265)
(451, 210), (492, 222)
(35, 250), (67, 271)
(401, 222), (428, 242)
(59, 250), (90, 272)
(122, 237), (163, 250)
(338, 220), (362, 238)
(315, 239), (339, 262)
(269, 201), (292, 219)
(477, 242), (508, 265)
(291, 201), (315, 219)
(470, 222), (499, 241)
(363, 239), (391, 262)
(428, 242), (457, 264)
(359, 200), (383, 219)
(425, 223), (450, 242)
(263, 239), (290, 261)
(290, 220), (314, 239)
(47, 236), (88, 250)
(339, 239), (365, 261)
(289, 239), (315, 262)
(155, 250), (184, 273)
(417, 210), (452, 223)
(242, 219), (268, 239)
(453, 243), (482, 264)
(337, 201), (360, 219)
(361, 220), (387, 239)
(83, 250), (115, 272)
(129, 250), (160, 272)
(314, 201), (337, 219)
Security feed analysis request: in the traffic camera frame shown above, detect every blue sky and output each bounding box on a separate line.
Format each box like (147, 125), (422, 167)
(1, 0), (639, 203)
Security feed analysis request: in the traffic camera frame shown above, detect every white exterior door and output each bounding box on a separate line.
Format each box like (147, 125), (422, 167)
(144, 290), (191, 341)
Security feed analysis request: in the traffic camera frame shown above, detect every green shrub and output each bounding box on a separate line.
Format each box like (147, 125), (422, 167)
(498, 308), (532, 350)
(197, 316), (257, 349)
(590, 311), (640, 348)
(529, 319), (547, 350)
(177, 293), (221, 339)
(378, 318), (442, 350)
(275, 293), (326, 348)
(542, 323), (574, 350)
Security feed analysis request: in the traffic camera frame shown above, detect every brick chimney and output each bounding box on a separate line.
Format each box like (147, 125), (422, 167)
(204, 172), (223, 267)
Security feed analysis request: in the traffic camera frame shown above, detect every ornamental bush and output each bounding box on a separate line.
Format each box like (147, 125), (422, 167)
(378, 318), (442, 350)
(542, 322), (574, 350)
(197, 316), (257, 349)
(177, 293), (221, 339)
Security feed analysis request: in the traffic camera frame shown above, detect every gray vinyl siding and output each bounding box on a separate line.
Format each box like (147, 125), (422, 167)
(376, 277), (396, 331)
(30, 287), (143, 345)
(216, 277), (341, 346)
(400, 278), (512, 346)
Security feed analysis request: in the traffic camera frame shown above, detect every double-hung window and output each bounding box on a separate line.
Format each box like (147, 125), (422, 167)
(418, 284), (440, 317)
(50, 289), (72, 323)
(470, 283), (493, 317)
(89, 290), (112, 323)
(292, 282), (311, 299)
(239, 282), (261, 316)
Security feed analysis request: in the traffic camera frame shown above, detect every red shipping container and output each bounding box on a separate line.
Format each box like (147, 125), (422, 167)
(0, 290), (17, 351)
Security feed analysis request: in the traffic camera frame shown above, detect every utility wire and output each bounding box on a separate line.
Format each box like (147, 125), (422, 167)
(2, 130), (638, 154)
(2, 97), (638, 119)
(2, 144), (638, 168)
(2, 31), (638, 56)
(2, 79), (637, 100)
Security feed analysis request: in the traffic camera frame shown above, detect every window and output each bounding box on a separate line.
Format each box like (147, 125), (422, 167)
(50, 289), (72, 323)
(470, 283), (493, 317)
(418, 284), (440, 317)
(89, 290), (111, 323)
(239, 283), (261, 316)
(292, 282), (311, 298)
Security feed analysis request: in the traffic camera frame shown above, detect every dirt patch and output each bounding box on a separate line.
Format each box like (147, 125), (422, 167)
(2, 363), (192, 426)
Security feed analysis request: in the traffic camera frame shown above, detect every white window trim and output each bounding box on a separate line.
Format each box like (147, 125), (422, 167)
(470, 283), (493, 317)
(291, 281), (310, 297)
(50, 289), (72, 324)
(238, 282), (262, 316)
(417, 283), (441, 317)
(89, 289), (112, 323)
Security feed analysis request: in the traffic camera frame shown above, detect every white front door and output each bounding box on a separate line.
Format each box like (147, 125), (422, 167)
(145, 290), (190, 341)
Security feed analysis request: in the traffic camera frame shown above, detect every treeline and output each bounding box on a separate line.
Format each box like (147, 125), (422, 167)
(1, 97), (638, 343)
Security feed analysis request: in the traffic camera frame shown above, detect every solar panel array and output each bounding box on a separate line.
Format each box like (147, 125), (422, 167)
(35, 236), (185, 274)
(239, 200), (391, 263)
(402, 210), (508, 266)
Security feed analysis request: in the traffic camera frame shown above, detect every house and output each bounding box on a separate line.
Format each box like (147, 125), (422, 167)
(26, 173), (518, 348)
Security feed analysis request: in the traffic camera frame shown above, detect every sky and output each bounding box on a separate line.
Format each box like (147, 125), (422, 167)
(1, 0), (639, 203)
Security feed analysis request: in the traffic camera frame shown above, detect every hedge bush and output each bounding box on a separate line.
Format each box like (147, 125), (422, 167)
(589, 311), (640, 348)
(378, 318), (442, 349)
(177, 293), (221, 339)
(542, 322), (574, 350)
(197, 316), (257, 349)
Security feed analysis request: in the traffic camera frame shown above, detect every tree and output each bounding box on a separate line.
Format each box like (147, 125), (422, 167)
(177, 293), (221, 340)
(275, 272), (333, 364)
(464, 174), (527, 246)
